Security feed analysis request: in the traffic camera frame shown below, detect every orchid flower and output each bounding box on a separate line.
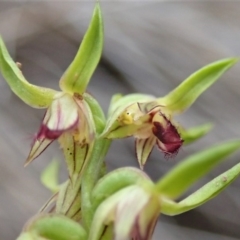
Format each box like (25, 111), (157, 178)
(101, 58), (238, 168)
(90, 184), (160, 240)
(0, 3), (103, 167)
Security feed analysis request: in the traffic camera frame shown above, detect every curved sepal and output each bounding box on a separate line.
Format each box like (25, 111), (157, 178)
(156, 140), (240, 199)
(180, 123), (213, 145)
(161, 162), (240, 216)
(59, 3), (103, 94)
(158, 58), (238, 113)
(0, 37), (57, 108)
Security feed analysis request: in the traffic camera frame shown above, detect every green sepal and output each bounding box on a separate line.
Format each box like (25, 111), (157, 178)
(101, 93), (155, 138)
(161, 163), (240, 216)
(21, 214), (87, 240)
(156, 140), (240, 199)
(91, 167), (150, 210)
(0, 37), (57, 108)
(180, 123), (213, 145)
(59, 3), (103, 94)
(40, 159), (60, 193)
(158, 58), (238, 113)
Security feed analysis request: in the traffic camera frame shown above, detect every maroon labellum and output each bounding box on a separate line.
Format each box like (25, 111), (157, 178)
(152, 112), (183, 157)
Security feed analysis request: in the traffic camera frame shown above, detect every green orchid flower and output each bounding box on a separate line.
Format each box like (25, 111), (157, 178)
(0, 3), (103, 166)
(101, 58), (238, 169)
(89, 184), (160, 240)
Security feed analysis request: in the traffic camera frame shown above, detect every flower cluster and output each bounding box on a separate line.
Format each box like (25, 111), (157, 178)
(1, 3), (240, 240)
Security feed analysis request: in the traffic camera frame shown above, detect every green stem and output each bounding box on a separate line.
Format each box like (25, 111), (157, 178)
(81, 138), (111, 230)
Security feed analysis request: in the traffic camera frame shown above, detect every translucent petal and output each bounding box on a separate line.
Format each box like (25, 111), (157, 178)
(114, 187), (150, 240)
(44, 93), (79, 132)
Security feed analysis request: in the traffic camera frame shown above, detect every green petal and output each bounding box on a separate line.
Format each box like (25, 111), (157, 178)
(0, 37), (57, 108)
(156, 140), (240, 199)
(40, 159), (60, 193)
(161, 163), (240, 216)
(158, 58), (238, 113)
(59, 3), (103, 94)
(23, 214), (87, 240)
(180, 123), (213, 145)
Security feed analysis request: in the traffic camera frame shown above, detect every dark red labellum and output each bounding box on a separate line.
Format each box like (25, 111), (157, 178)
(37, 124), (63, 140)
(152, 112), (183, 156)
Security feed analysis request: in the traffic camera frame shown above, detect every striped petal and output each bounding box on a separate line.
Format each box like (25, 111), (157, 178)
(136, 137), (156, 169)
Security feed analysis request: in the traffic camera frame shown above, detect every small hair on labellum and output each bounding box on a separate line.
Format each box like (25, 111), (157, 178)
(152, 111), (183, 158)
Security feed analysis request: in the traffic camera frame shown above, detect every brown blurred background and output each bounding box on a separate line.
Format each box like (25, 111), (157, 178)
(1, 1), (240, 240)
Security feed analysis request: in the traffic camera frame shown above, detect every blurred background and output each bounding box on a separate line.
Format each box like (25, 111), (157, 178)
(1, 1), (240, 239)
